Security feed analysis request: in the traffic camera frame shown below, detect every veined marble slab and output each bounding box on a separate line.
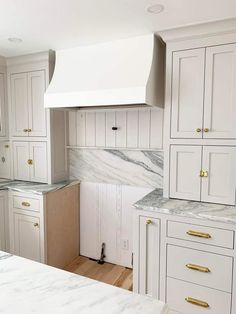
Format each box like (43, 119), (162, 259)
(0, 251), (168, 314)
(134, 189), (236, 224)
(0, 180), (80, 195)
(69, 149), (163, 188)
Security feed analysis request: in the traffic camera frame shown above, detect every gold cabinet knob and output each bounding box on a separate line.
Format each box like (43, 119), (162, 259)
(146, 219), (152, 225)
(33, 223), (39, 227)
(22, 201), (30, 207)
(27, 159), (33, 165)
(196, 128), (202, 133)
(204, 128), (209, 132)
(200, 170), (208, 178)
(185, 297), (209, 308)
(5, 145), (9, 148)
(23, 129), (28, 132)
(28, 129), (32, 132)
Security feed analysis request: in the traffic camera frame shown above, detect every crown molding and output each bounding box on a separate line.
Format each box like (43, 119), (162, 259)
(6, 50), (55, 67)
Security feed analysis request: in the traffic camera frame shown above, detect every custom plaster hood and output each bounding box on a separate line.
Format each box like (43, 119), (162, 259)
(44, 34), (165, 108)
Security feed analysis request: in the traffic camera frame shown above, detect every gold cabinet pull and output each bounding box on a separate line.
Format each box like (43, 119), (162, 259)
(33, 223), (39, 227)
(187, 230), (211, 239)
(4, 145), (9, 148)
(186, 263), (210, 273)
(200, 170), (208, 178)
(185, 297), (209, 308)
(27, 159), (33, 165)
(196, 128), (202, 133)
(146, 219), (152, 225)
(204, 128), (209, 132)
(22, 201), (30, 207)
(23, 129), (28, 132)
(28, 129), (32, 132)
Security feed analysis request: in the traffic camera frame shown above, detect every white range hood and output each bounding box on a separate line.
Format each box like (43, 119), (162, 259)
(44, 34), (165, 108)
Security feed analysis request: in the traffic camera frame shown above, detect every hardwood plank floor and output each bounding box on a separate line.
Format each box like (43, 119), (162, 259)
(65, 256), (133, 291)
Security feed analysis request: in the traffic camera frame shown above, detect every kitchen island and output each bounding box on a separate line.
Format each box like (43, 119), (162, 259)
(0, 251), (168, 314)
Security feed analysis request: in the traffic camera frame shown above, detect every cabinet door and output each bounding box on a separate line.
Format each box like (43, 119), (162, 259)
(10, 73), (28, 137)
(29, 142), (47, 183)
(0, 73), (6, 137)
(13, 142), (30, 181)
(201, 146), (236, 205)
(204, 44), (236, 139)
(171, 49), (205, 138)
(139, 216), (160, 298)
(170, 145), (202, 201)
(0, 194), (6, 250)
(13, 213), (41, 262)
(28, 71), (47, 137)
(0, 142), (11, 179)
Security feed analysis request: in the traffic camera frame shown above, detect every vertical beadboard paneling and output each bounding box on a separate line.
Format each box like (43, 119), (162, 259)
(77, 111), (86, 146)
(138, 109), (151, 148)
(150, 108), (163, 149)
(85, 112), (96, 147)
(127, 110), (138, 148)
(116, 111), (127, 148)
(106, 112), (116, 147)
(95, 112), (106, 147)
(68, 111), (77, 146)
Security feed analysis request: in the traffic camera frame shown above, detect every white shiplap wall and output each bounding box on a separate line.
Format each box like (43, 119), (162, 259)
(68, 107), (163, 150)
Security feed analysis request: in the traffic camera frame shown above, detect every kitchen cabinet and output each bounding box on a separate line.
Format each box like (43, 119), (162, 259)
(0, 192), (6, 250)
(170, 145), (236, 205)
(0, 141), (11, 179)
(9, 183), (80, 268)
(136, 215), (160, 298)
(13, 141), (47, 183)
(10, 70), (46, 137)
(171, 43), (236, 139)
(0, 73), (7, 137)
(133, 209), (236, 314)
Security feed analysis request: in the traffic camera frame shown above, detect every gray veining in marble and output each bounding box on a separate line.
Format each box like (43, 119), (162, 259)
(134, 189), (236, 224)
(0, 180), (80, 195)
(69, 149), (163, 188)
(0, 251), (168, 314)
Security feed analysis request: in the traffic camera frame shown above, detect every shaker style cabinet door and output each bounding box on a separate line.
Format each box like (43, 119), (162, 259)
(10, 73), (28, 137)
(0, 73), (6, 137)
(204, 44), (236, 139)
(29, 142), (47, 183)
(13, 142), (30, 181)
(0, 142), (11, 179)
(28, 71), (46, 137)
(171, 48), (205, 139)
(170, 145), (202, 201)
(0, 193), (6, 250)
(201, 146), (236, 205)
(138, 216), (160, 299)
(13, 213), (41, 262)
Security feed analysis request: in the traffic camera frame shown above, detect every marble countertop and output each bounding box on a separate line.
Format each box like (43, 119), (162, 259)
(134, 189), (236, 224)
(0, 251), (168, 314)
(0, 179), (80, 195)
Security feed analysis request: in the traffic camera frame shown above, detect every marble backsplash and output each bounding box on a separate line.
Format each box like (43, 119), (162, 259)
(69, 149), (163, 188)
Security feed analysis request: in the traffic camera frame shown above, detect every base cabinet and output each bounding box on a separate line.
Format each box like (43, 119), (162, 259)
(9, 183), (80, 268)
(134, 210), (236, 314)
(0, 192), (7, 250)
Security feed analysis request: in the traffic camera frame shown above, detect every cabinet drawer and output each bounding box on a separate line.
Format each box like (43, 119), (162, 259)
(167, 221), (234, 249)
(13, 195), (40, 212)
(167, 277), (231, 314)
(167, 245), (233, 292)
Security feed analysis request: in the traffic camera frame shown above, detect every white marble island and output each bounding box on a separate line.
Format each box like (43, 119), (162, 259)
(0, 251), (168, 314)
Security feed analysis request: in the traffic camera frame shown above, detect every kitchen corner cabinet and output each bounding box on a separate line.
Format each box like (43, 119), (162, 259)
(13, 141), (47, 183)
(170, 145), (236, 205)
(133, 210), (236, 314)
(10, 70), (46, 137)
(9, 183), (80, 268)
(171, 43), (236, 139)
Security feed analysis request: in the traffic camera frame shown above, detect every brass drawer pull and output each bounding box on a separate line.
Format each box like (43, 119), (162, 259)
(27, 159), (33, 165)
(146, 219), (152, 225)
(186, 230), (211, 239)
(22, 202), (30, 207)
(186, 263), (210, 273)
(33, 223), (39, 227)
(185, 297), (209, 308)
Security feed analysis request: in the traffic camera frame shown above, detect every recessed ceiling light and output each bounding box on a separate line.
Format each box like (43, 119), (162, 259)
(8, 37), (23, 44)
(146, 4), (164, 14)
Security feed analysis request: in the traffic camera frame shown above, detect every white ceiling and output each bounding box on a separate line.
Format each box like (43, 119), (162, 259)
(0, 0), (236, 57)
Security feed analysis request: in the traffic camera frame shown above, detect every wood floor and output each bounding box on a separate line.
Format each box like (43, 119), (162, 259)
(65, 256), (133, 291)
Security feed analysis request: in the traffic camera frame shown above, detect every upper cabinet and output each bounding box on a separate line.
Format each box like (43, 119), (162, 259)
(0, 73), (7, 137)
(10, 70), (46, 137)
(171, 43), (236, 139)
